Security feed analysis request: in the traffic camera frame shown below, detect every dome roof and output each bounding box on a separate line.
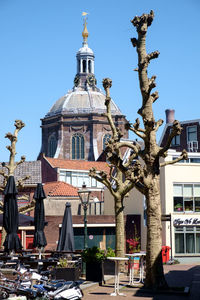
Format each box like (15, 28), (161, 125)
(77, 45), (94, 56)
(46, 89), (122, 117)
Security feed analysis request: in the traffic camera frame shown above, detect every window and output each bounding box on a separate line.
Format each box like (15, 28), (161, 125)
(173, 183), (200, 212)
(71, 134), (84, 160)
(59, 170), (104, 188)
(187, 126), (197, 142)
(170, 128), (180, 146)
(82, 60), (86, 73)
(88, 60), (91, 73)
(48, 134), (57, 157)
(172, 157), (200, 163)
(175, 226), (200, 254)
(103, 134), (111, 150)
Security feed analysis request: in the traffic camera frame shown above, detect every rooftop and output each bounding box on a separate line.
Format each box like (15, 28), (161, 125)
(45, 157), (109, 173)
(0, 161), (41, 186)
(43, 181), (78, 197)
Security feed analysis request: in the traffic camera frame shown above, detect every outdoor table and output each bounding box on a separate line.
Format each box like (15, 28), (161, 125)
(125, 252), (146, 285)
(107, 256), (129, 296)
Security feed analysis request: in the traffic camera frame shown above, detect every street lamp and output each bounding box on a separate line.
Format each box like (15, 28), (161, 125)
(78, 183), (91, 250)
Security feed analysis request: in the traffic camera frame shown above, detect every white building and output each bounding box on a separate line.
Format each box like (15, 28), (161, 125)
(160, 150), (200, 263)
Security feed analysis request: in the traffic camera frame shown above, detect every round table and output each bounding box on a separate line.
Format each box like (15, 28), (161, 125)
(125, 252), (146, 285)
(107, 256), (129, 296)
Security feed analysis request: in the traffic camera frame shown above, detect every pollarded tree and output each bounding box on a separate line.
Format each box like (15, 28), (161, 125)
(0, 120), (36, 248)
(90, 11), (188, 289)
(90, 78), (143, 258)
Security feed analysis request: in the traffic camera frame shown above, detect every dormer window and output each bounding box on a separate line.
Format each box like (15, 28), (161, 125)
(187, 126), (197, 142)
(170, 128), (180, 146)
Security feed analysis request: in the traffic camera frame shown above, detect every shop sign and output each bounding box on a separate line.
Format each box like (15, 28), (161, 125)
(173, 217), (200, 226)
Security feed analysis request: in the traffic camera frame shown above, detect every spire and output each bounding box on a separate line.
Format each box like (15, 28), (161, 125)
(82, 12), (89, 46)
(74, 12), (96, 89)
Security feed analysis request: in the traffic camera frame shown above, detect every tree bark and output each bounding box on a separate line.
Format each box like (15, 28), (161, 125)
(0, 228), (6, 249)
(114, 197), (125, 258)
(145, 174), (167, 289)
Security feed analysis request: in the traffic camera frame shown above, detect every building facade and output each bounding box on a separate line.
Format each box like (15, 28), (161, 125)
(39, 20), (128, 161)
(160, 150), (200, 263)
(160, 109), (200, 153)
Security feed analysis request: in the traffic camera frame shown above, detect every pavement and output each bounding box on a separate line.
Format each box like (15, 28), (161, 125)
(80, 264), (200, 300)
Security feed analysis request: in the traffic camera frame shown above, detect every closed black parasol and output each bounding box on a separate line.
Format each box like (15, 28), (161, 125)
(33, 183), (47, 249)
(57, 202), (75, 252)
(3, 176), (22, 252)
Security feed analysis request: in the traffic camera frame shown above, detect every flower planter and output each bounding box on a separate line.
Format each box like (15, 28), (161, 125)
(103, 259), (115, 275)
(86, 262), (103, 282)
(54, 267), (80, 281)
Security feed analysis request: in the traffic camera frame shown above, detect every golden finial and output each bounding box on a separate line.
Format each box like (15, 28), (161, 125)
(82, 12), (89, 44)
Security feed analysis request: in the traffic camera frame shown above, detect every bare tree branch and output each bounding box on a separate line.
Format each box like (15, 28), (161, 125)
(159, 120), (183, 156)
(160, 149), (188, 167)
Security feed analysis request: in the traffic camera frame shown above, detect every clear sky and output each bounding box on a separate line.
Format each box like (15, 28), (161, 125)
(0, 0), (199, 162)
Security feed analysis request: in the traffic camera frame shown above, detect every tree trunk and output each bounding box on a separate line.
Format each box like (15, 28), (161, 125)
(114, 197), (125, 258)
(0, 227), (6, 250)
(145, 174), (167, 289)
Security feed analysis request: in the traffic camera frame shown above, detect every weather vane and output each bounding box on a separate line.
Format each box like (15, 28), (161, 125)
(82, 12), (89, 44)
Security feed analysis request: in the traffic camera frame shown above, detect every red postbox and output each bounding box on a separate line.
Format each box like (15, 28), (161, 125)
(162, 246), (171, 263)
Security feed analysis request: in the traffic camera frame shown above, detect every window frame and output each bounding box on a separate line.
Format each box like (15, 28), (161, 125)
(175, 226), (200, 254)
(48, 134), (57, 158)
(71, 133), (85, 160)
(187, 125), (197, 143)
(173, 183), (200, 213)
(170, 128), (180, 146)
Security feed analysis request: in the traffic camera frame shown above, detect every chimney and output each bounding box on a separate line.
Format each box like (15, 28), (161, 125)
(165, 109), (175, 124)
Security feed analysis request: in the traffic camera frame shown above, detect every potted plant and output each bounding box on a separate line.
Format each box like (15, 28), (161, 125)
(103, 247), (115, 276)
(174, 203), (183, 211)
(52, 257), (80, 281)
(81, 246), (105, 282)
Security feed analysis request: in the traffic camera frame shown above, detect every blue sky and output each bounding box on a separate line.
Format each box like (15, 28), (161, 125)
(0, 0), (199, 162)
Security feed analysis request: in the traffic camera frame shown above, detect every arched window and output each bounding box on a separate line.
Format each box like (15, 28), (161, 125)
(48, 134), (57, 157)
(82, 60), (86, 73)
(72, 134), (85, 160)
(88, 60), (91, 73)
(103, 134), (111, 150)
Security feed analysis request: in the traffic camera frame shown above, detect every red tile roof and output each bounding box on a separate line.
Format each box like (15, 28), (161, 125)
(43, 181), (78, 197)
(45, 157), (109, 173)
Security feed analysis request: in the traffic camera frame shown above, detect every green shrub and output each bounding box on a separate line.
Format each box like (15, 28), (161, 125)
(105, 247), (115, 258)
(81, 246), (105, 263)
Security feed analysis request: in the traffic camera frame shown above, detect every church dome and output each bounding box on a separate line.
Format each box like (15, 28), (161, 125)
(45, 17), (122, 118)
(46, 88), (122, 117)
(39, 16), (128, 161)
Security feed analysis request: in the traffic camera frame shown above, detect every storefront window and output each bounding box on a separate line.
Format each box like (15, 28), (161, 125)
(175, 231), (184, 253)
(175, 226), (200, 254)
(196, 233), (200, 253)
(186, 233), (195, 253)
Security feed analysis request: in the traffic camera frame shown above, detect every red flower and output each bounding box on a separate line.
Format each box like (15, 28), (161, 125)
(127, 238), (139, 248)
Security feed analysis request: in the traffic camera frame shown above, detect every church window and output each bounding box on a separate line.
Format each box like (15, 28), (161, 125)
(88, 60), (91, 73)
(103, 134), (111, 150)
(82, 60), (86, 73)
(48, 134), (57, 157)
(72, 133), (85, 159)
